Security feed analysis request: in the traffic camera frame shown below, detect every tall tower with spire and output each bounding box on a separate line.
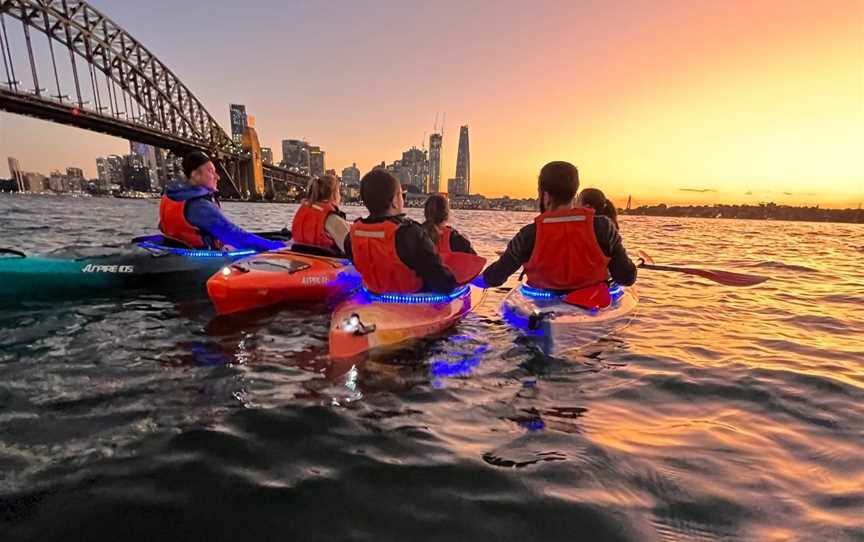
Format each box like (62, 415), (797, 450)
(454, 125), (470, 195)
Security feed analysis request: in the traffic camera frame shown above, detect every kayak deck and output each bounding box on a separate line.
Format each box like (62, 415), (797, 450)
(329, 286), (480, 360)
(206, 249), (361, 315)
(502, 281), (638, 355)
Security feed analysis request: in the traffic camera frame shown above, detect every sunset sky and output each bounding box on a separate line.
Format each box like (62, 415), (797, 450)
(1, 0), (862, 207)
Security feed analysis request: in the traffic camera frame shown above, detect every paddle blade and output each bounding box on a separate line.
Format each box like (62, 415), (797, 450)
(680, 267), (768, 287)
(442, 253), (487, 285)
(563, 283), (612, 309)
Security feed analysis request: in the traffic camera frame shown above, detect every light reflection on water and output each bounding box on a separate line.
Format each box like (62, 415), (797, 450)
(1, 194), (862, 541)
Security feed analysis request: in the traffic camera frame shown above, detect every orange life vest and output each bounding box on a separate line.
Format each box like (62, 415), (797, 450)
(349, 219), (423, 294)
(523, 208), (610, 290)
(159, 195), (222, 249)
(435, 225), (453, 255)
(291, 201), (340, 250)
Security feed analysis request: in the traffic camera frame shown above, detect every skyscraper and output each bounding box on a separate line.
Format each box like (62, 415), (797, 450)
(229, 104), (247, 143)
(401, 147), (428, 192)
(308, 146), (325, 177)
(428, 133), (442, 193)
(66, 167), (85, 192)
(130, 141), (159, 189)
(260, 147), (273, 165)
(454, 125), (470, 195)
(7, 157), (24, 192)
(281, 139), (310, 173)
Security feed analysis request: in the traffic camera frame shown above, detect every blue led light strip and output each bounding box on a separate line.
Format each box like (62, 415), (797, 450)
(520, 283), (627, 302)
(364, 285), (470, 304)
(136, 241), (256, 258)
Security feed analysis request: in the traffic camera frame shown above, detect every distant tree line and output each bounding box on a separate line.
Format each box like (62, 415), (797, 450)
(624, 202), (863, 224)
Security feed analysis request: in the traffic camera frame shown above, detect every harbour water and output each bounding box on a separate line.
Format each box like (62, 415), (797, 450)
(1, 194), (862, 541)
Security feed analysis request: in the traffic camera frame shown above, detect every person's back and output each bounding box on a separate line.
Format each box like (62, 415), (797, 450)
(158, 152), (284, 252)
(345, 169), (457, 294)
(422, 193), (477, 256)
(477, 161), (636, 290)
(291, 174), (349, 255)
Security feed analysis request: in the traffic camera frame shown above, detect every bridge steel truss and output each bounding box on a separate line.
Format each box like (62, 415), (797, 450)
(0, 0), (309, 198)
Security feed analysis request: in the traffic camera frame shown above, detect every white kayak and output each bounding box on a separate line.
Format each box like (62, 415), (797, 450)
(501, 281), (638, 355)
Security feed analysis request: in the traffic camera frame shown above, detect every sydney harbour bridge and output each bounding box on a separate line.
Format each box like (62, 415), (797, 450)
(0, 0), (307, 199)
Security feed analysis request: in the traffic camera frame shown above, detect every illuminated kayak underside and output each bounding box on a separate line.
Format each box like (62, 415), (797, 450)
(206, 250), (362, 315)
(502, 281), (639, 355)
(0, 235), (259, 301)
(329, 286), (480, 360)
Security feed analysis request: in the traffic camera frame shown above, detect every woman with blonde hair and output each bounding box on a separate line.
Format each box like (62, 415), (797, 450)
(291, 174), (350, 254)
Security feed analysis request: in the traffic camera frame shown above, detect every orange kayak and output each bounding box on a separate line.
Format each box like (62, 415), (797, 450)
(329, 286), (480, 360)
(207, 250), (361, 315)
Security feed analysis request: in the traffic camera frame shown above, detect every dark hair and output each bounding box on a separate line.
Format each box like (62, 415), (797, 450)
(360, 168), (399, 215)
(422, 193), (450, 242)
(182, 151), (212, 179)
(538, 161), (579, 205)
(306, 174), (339, 203)
(579, 188), (619, 229)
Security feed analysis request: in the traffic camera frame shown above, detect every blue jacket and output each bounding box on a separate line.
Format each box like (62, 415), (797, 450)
(163, 181), (284, 252)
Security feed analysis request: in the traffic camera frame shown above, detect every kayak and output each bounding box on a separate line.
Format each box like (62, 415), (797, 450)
(501, 281), (638, 355)
(329, 285), (481, 360)
(206, 249), (362, 314)
(0, 235), (263, 302)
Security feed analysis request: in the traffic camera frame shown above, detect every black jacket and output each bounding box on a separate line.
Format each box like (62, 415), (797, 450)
(482, 215), (637, 288)
(344, 214), (458, 294)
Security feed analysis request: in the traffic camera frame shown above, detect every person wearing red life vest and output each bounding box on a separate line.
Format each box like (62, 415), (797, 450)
(291, 174), (350, 255)
(475, 161), (636, 291)
(158, 152), (285, 252)
(421, 193), (477, 256)
(344, 169), (457, 294)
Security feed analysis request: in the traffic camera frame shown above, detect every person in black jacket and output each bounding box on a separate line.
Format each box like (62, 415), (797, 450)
(476, 161), (637, 290)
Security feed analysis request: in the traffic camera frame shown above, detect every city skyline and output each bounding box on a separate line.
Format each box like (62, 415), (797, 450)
(0, 0), (861, 208)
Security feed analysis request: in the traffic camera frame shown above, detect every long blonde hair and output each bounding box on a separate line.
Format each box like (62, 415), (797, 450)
(306, 174), (339, 204)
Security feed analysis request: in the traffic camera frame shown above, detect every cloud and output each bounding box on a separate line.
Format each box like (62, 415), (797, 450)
(678, 188), (718, 193)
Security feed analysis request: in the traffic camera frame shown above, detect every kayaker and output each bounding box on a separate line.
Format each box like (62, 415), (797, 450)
(291, 174), (350, 255)
(344, 168), (458, 294)
(159, 152), (284, 252)
(475, 161), (636, 290)
(578, 188), (619, 230)
(422, 193), (477, 255)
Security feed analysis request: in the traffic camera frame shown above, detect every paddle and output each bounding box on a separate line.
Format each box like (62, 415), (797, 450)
(442, 252), (487, 285)
(637, 251), (767, 287)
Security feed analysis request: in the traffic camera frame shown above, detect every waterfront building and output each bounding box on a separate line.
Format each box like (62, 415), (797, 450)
(342, 163), (360, 186)
(281, 139), (310, 174)
(229, 104), (247, 143)
(7, 157), (24, 192)
(48, 170), (67, 192)
(121, 154), (150, 192)
(22, 172), (46, 193)
(309, 146), (325, 177)
(401, 147), (428, 192)
(447, 177), (468, 196)
(428, 133), (442, 193)
(96, 155), (124, 191)
(261, 147), (274, 165)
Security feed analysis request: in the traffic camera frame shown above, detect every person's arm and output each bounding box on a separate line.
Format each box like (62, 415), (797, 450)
(324, 213), (350, 255)
(449, 228), (477, 255)
(480, 224), (535, 287)
(395, 224), (457, 294)
(593, 216), (637, 286)
(185, 199), (285, 252)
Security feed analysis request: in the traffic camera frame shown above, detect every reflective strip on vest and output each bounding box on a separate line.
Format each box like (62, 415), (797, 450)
(354, 230), (386, 238)
(542, 215), (587, 224)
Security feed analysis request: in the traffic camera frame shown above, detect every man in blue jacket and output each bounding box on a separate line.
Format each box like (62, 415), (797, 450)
(158, 151), (284, 252)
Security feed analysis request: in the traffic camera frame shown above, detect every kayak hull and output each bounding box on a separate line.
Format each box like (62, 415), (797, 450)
(206, 250), (361, 315)
(0, 237), (258, 302)
(502, 282), (638, 355)
(329, 286), (478, 360)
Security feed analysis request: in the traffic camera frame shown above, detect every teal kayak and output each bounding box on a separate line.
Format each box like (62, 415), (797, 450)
(0, 235), (269, 302)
